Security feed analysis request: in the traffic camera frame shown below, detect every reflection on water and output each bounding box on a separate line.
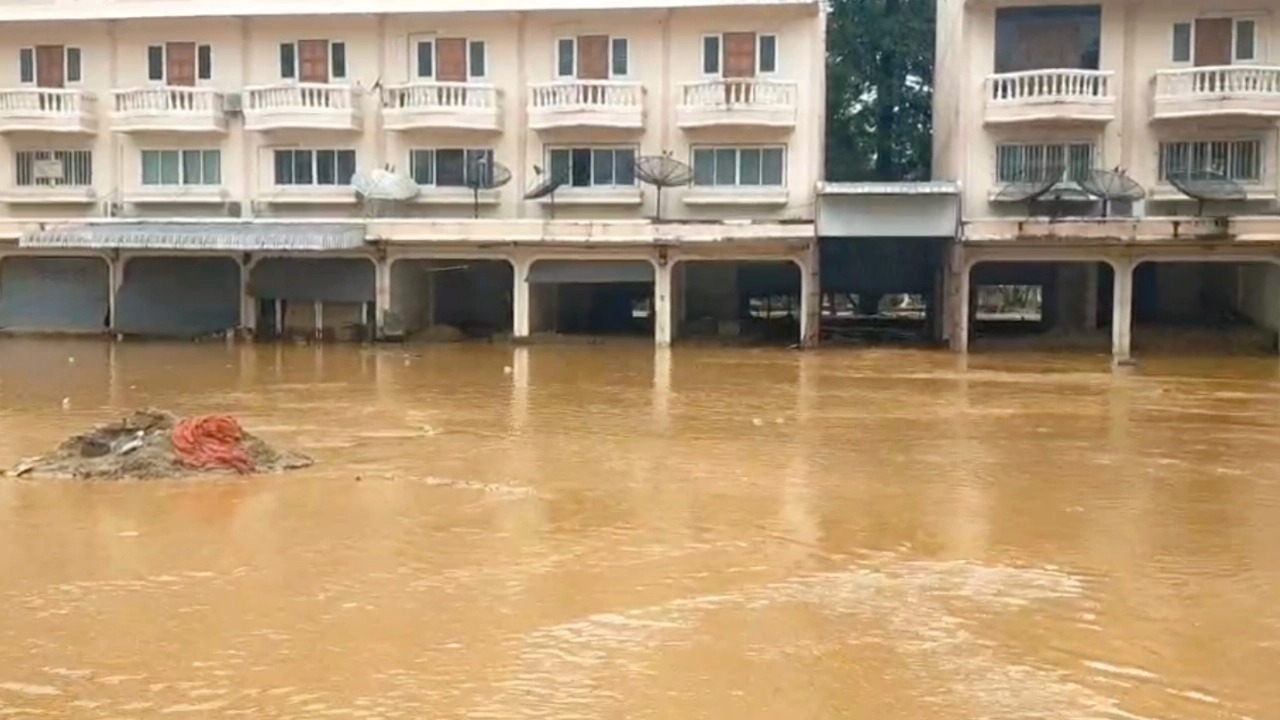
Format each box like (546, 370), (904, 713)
(1, 338), (1279, 719)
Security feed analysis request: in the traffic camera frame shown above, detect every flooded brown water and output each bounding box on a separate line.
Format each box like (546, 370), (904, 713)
(1, 338), (1279, 720)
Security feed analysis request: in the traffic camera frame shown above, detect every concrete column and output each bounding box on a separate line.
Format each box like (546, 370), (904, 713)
(798, 243), (821, 347)
(654, 259), (674, 347)
(1084, 262), (1099, 331)
(1111, 259), (1134, 360)
(375, 257), (391, 337)
(108, 253), (125, 333)
(239, 256), (256, 335)
(512, 257), (531, 340)
(948, 251), (970, 353)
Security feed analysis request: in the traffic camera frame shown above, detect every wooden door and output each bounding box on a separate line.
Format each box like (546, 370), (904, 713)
(297, 39), (329, 82)
(35, 45), (64, 88)
(723, 32), (757, 78)
(436, 38), (467, 82)
(1194, 18), (1233, 66)
(576, 35), (609, 80)
(166, 42), (196, 86)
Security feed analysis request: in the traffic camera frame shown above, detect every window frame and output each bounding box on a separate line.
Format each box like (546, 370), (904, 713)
(1156, 137), (1266, 185)
(554, 35), (630, 79)
(278, 40), (347, 82)
(271, 148), (357, 187)
(699, 33), (780, 77)
(410, 36), (488, 81)
(140, 149), (222, 187)
(407, 148), (496, 187)
(690, 145), (787, 188)
(993, 140), (1099, 187)
(17, 46), (83, 85)
(1170, 15), (1266, 65)
(545, 145), (639, 188)
(145, 43), (215, 84)
(14, 149), (94, 187)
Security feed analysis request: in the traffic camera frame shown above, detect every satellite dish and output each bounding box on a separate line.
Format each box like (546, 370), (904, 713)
(1079, 167), (1145, 218)
(463, 158), (512, 219)
(635, 153), (693, 221)
(991, 163), (1065, 218)
(524, 164), (565, 219)
(1167, 169), (1247, 216)
(352, 166), (419, 202)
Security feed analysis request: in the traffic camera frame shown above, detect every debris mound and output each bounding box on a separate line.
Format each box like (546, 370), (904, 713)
(8, 410), (312, 480)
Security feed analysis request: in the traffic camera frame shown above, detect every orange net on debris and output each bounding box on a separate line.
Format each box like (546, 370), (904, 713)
(172, 415), (256, 475)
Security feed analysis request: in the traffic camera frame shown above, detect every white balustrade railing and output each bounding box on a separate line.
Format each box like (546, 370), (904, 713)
(0, 87), (95, 115)
(112, 86), (223, 114)
(382, 81), (498, 111)
(1154, 66), (1280, 97)
(528, 80), (643, 110)
(679, 78), (797, 108)
(986, 69), (1113, 102)
(244, 82), (359, 112)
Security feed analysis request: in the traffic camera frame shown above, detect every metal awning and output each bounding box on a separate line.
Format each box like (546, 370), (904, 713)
(817, 181), (961, 239)
(527, 260), (654, 284)
(19, 222), (368, 251)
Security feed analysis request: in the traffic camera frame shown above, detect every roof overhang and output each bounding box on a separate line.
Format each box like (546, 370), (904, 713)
(817, 181), (961, 239)
(19, 222), (367, 252)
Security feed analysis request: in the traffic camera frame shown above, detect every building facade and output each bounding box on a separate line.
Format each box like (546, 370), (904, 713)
(932, 0), (1280, 357)
(0, 0), (824, 344)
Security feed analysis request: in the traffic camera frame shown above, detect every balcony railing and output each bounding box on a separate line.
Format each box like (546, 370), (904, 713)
(1152, 66), (1280, 120)
(677, 78), (797, 128)
(0, 88), (97, 133)
(984, 69), (1115, 124)
(527, 80), (644, 130)
(243, 82), (362, 131)
(381, 82), (501, 132)
(111, 86), (226, 132)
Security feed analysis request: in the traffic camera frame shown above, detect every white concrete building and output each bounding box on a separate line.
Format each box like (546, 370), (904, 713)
(0, 0), (824, 344)
(932, 0), (1280, 358)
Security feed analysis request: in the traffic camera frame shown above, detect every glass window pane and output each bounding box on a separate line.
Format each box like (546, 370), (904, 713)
(557, 39), (575, 77)
(279, 43), (295, 79)
(692, 149), (715, 185)
(147, 46), (164, 81)
(994, 6), (1101, 72)
(141, 150), (161, 185)
(702, 36), (720, 74)
(611, 38), (628, 76)
(197, 45), (212, 80)
(20, 48), (34, 83)
(465, 149), (494, 186)
(331, 42), (347, 79)
(1236, 21), (1256, 61)
(714, 148), (736, 185)
(1172, 23), (1192, 63)
(416, 41), (434, 78)
(762, 148), (784, 185)
(739, 148), (762, 185)
(337, 150), (356, 184)
(293, 149), (313, 185)
(549, 149), (570, 184)
(592, 149), (614, 186)
(158, 150), (179, 184)
(437, 149), (465, 186)
(274, 150), (292, 184)
(201, 150), (220, 184)
(66, 48), (81, 82)
(315, 150), (335, 185)
(615, 148), (635, 185)
(181, 150), (201, 185)
(469, 41), (486, 78)
(410, 149), (433, 184)
(570, 148), (591, 186)
(758, 35), (777, 73)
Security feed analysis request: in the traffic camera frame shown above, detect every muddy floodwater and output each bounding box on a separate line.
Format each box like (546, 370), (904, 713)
(1, 338), (1279, 720)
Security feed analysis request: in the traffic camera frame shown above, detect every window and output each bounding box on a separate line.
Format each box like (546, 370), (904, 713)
(147, 43), (214, 83)
(279, 40), (345, 81)
(692, 146), (785, 187)
(1159, 139), (1263, 184)
(408, 148), (495, 186)
(701, 33), (779, 76)
(556, 35), (627, 79)
(412, 37), (487, 80)
(994, 6), (1101, 73)
(15, 150), (92, 187)
(1172, 23), (1193, 63)
(273, 149), (357, 186)
(548, 147), (636, 187)
(1236, 19), (1257, 62)
(1169, 18), (1262, 66)
(141, 150), (221, 186)
(995, 142), (1096, 185)
(18, 46), (82, 85)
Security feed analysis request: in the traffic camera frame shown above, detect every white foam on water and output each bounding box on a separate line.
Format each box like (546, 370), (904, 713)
(1083, 660), (1162, 681)
(0, 683), (61, 697)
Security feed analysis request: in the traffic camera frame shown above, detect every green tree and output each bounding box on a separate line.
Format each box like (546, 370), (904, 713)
(825, 0), (935, 181)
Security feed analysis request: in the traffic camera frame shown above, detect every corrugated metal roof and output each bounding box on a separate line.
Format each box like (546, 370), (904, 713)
(19, 222), (367, 251)
(817, 181), (962, 196)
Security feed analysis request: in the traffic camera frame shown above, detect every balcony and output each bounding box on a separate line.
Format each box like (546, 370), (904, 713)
(527, 80), (643, 131)
(676, 79), (797, 129)
(381, 82), (501, 132)
(111, 87), (227, 133)
(0, 88), (97, 133)
(1152, 66), (1280, 121)
(243, 83), (362, 132)
(984, 70), (1116, 125)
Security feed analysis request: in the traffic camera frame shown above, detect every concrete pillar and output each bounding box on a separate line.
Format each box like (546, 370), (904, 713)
(108, 253), (126, 333)
(948, 251), (971, 353)
(239, 256), (256, 335)
(375, 257), (391, 337)
(1111, 259), (1134, 360)
(512, 257), (531, 340)
(1084, 262), (1099, 331)
(654, 259), (674, 347)
(798, 243), (821, 347)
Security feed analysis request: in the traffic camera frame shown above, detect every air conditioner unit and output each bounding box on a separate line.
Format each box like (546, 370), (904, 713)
(33, 158), (64, 182)
(224, 201), (244, 218)
(222, 92), (243, 114)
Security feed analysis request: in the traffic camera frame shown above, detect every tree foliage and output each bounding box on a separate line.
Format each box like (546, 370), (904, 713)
(825, 0), (935, 181)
